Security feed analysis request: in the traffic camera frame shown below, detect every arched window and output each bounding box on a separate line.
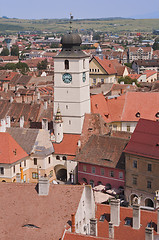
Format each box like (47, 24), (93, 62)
(97, 181), (102, 185)
(65, 60), (69, 70)
(105, 183), (111, 190)
(56, 155), (60, 160)
(90, 180), (94, 188)
(83, 59), (85, 69)
(62, 156), (67, 160)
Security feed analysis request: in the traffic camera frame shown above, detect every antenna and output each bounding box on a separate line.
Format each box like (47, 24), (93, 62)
(69, 13), (73, 33)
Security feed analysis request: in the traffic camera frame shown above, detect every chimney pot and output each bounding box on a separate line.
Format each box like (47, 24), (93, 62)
(145, 227), (154, 240)
(90, 218), (98, 236)
(71, 213), (75, 233)
(38, 176), (50, 196)
(110, 199), (120, 226)
(133, 204), (140, 229)
(109, 222), (114, 239)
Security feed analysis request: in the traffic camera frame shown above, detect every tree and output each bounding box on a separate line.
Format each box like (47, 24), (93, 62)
(118, 76), (138, 86)
(11, 45), (19, 56)
(16, 62), (29, 74)
(0, 47), (9, 56)
(153, 38), (159, 50)
(4, 63), (16, 70)
(37, 59), (48, 70)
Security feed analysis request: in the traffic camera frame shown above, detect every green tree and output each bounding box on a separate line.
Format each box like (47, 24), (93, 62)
(37, 59), (48, 70)
(153, 38), (159, 50)
(11, 45), (19, 56)
(16, 62), (29, 74)
(4, 63), (16, 70)
(0, 47), (9, 56)
(118, 76), (138, 85)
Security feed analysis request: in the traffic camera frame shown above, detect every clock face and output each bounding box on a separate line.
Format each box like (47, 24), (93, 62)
(62, 73), (72, 84)
(83, 72), (86, 82)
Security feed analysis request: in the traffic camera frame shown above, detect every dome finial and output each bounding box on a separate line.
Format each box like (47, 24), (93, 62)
(69, 13), (73, 33)
(55, 105), (63, 123)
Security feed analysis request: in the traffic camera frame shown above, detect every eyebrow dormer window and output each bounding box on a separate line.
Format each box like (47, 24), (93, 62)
(65, 60), (69, 70)
(136, 112), (140, 118)
(156, 112), (159, 118)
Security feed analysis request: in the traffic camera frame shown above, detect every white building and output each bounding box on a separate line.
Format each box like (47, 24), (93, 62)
(53, 33), (91, 134)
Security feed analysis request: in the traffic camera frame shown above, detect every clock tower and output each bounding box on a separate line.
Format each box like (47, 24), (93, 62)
(53, 33), (90, 134)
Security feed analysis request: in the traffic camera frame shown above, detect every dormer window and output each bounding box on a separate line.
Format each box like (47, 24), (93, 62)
(156, 112), (159, 118)
(136, 112), (140, 118)
(65, 60), (69, 70)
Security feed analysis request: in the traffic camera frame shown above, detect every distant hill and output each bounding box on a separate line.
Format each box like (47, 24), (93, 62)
(0, 17), (159, 34)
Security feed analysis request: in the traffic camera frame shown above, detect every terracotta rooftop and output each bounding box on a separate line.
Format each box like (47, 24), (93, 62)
(75, 135), (128, 169)
(63, 232), (111, 240)
(96, 203), (158, 240)
(53, 134), (80, 156)
(0, 183), (84, 240)
(124, 118), (159, 160)
(93, 56), (117, 75)
(91, 92), (159, 123)
(0, 132), (28, 164)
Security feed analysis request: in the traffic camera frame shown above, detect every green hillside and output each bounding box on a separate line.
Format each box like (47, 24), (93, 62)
(0, 17), (159, 34)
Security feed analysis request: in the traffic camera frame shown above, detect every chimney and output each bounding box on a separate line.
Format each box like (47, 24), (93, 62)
(20, 116), (24, 128)
(157, 209), (159, 234)
(71, 213), (75, 233)
(0, 119), (6, 132)
(90, 218), (98, 236)
(6, 116), (10, 128)
(145, 227), (154, 240)
(133, 204), (140, 229)
(38, 176), (50, 196)
(42, 118), (48, 130)
(110, 199), (120, 226)
(109, 222), (114, 239)
(44, 101), (48, 110)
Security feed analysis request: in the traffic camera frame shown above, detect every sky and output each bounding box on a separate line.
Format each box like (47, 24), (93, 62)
(0, 0), (159, 19)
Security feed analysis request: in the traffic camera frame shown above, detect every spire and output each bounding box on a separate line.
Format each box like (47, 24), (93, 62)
(54, 105), (63, 123)
(69, 13), (73, 33)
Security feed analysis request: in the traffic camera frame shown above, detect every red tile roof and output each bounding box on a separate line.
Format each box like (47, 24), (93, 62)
(124, 118), (159, 159)
(53, 134), (80, 156)
(91, 92), (159, 123)
(93, 57), (117, 75)
(96, 203), (158, 240)
(143, 70), (157, 78)
(0, 132), (28, 164)
(0, 183), (84, 240)
(128, 74), (142, 80)
(63, 232), (110, 240)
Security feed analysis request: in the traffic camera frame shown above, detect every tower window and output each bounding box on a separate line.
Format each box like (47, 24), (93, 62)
(65, 60), (69, 70)
(83, 59), (85, 69)
(66, 105), (68, 109)
(69, 120), (71, 125)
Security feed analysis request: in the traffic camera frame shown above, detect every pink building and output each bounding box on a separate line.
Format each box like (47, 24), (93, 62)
(75, 135), (128, 190)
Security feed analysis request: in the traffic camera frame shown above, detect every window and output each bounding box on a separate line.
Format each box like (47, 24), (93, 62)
(125, 217), (132, 226)
(101, 79), (104, 84)
(97, 181), (102, 185)
(101, 168), (105, 175)
(65, 60), (69, 70)
(119, 172), (123, 179)
(69, 120), (71, 125)
(99, 214), (106, 222)
(147, 181), (151, 189)
(113, 125), (117, 131)
(0, 167), (4, 175)
(92, 166), (96, 174)
(24, 160), (26, 167)
(83, 165), (87, 172)
(32, 172), (38, 179)
(148, 164), (152, 172)
(56, 155), (60, 160)
(62, 156), (67, 160)
(83, 59), (85, 69)
(133, 177), (137, 185)
(127, 125), (130, 132)
(66, 105), (68, 109)
(90, 69), (91, 72)
(48, 157), (51, 164)
(34, 158), (37, 165)
(110, 170), (114, 177)
(133, 160), (137, 168)
(13, 166), (15, 173)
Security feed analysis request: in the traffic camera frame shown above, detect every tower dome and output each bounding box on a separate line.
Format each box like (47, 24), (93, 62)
(61, 33), (82, 48)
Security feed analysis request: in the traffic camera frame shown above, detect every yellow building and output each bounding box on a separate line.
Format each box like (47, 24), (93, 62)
(89, 56), (117, 86)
